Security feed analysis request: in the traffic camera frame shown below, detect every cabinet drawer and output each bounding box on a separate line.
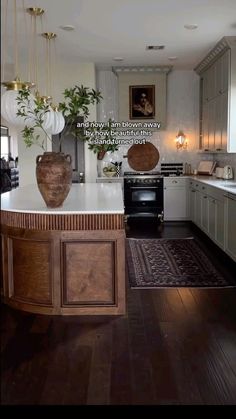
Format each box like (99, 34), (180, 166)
(189, 180), (201, 190)
(164, 177), (187, 187)
(96, 177), (123, 184)
(207, 185), (224, 201)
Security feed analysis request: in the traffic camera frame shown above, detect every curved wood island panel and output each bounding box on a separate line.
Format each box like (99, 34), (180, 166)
(1, 184), (126, 315)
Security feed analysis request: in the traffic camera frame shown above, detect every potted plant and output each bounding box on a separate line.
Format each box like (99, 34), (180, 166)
(16, 85), (103, 207)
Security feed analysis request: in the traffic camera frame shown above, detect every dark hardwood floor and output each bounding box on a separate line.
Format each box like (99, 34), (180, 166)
(1, 221), (236, 405)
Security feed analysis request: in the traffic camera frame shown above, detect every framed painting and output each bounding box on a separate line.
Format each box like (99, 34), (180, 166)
(129, 85), (155, 119)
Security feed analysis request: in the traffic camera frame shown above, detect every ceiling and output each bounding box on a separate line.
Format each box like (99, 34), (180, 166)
(1, 0), (236, 71)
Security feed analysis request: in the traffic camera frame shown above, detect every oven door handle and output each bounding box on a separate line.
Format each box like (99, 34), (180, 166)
(130, 186), (158, 189)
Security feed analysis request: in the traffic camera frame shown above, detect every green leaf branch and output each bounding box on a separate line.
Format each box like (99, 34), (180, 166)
(16, 84), (119, 156)
(16, 89), (52, 150)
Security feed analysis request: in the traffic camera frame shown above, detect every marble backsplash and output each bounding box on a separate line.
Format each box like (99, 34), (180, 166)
(98, 143), (236, 179)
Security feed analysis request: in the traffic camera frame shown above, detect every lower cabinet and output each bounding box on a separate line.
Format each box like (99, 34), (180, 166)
(208, 196), (225, 250)
(164, 178), (189, 220)
(188, 179), (236, 261)
(225, 194), (236, 261)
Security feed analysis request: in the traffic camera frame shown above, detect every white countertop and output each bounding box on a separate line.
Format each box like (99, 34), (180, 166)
(189, 176), (236, 195)
(1, 183), (124, 214)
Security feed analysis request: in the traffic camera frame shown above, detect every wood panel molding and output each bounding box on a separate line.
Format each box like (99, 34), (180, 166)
(1, 211), (124, 231)
(8, 236), (53, 305)
(62, 240), (116, 306)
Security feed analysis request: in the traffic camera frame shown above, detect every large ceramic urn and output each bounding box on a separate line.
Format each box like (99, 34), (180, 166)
(36, 152), (72, 208)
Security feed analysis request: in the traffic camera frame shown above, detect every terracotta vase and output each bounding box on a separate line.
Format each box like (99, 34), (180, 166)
(36, 152), (72, 208)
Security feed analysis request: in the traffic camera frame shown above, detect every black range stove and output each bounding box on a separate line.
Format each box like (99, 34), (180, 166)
(124, 171), (164, 221)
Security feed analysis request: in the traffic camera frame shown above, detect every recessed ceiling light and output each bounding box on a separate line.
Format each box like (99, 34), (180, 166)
(113, 57), (124, 61)
(168, 56), (178, 61)
(146, 45), (165, 50)
(184, 24), (198, 30)
(59, 25), (75, 31)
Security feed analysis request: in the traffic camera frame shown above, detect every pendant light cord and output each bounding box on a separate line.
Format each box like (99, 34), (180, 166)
(14, 0), (19, 77)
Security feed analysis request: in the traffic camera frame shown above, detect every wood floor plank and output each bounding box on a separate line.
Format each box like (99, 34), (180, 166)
(209, 323), (236, 376)
(110, 315), (133, 405)
(178, 288), (202, 322)
(164, 289), (188, 321)
(160, 322), (204, 405)
(1, 315), (50, 405)
(151, 289), (174, 322)
(178, 321), (236, 404)
(190, 289), (222, 322)
(127, 289), (156, 404)
(140, 290), (180, 404)
(86, 321), (113, 405)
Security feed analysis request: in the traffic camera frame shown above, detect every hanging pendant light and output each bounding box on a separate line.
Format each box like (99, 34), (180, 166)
(1, 1), (36, 126)
(1, 79), (35, 127)
(46, 106), (65, 135)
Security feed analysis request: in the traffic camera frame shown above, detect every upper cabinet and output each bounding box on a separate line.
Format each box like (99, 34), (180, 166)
(195, 37), (236, 153)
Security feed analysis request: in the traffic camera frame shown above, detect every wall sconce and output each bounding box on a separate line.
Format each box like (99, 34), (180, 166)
(175, 130), (188, 150)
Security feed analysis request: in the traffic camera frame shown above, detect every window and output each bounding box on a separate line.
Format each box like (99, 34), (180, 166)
(1, 126), (10, 159)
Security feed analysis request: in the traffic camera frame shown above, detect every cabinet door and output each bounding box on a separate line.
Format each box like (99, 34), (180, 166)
(220, 91), (228, 151)
(195, 191), (202, 226)
(208, 63), (216, 101)
(215, 51), (230, 95)
(221, 50), (230, 94)
(202, 70), (209, 102)
(208, 100), (216, 150)
(215, 199), (224, 249)
(225, 195), (236, 261)
(164, 186), (187, 220)
(202, 103), (209, 150)
(201, 194), (209, 232)
(214, 95), (222, 151)
(215, 56), (222, 96)
(189, 189), (196, 222)
(208, 198), (216, 240)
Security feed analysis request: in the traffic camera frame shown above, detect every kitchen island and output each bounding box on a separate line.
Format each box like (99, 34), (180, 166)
(1, 183), (126, 315)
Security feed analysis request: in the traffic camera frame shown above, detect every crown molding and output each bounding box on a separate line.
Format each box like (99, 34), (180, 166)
(112, 65), (172, 74)
(194, 36), (236, 74)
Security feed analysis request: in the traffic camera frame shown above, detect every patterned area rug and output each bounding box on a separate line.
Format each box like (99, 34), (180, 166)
(126, 238), (234, 288)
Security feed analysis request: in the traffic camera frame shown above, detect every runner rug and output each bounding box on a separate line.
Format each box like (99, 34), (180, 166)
(126, 237), (234, 288)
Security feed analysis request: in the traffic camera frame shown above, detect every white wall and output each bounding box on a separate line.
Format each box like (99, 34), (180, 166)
(53, 62), (97, 183)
